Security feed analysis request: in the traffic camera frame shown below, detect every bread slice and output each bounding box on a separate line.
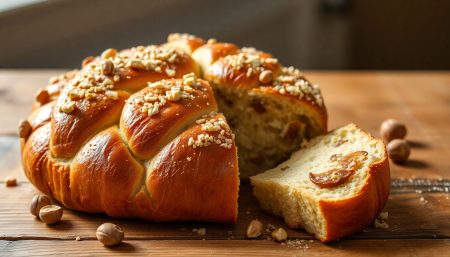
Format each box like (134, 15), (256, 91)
(250, 123), (390, 242)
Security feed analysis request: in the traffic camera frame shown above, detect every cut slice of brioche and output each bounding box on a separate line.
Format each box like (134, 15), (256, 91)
(250, 123), (390, 242)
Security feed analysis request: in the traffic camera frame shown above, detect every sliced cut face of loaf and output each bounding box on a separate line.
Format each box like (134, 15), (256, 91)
(192, 44), (327, 178)
(250, 123), (390, 242)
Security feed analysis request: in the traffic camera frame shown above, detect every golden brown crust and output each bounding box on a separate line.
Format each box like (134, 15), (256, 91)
(133, 113), (239, 222)
(70, 127), (144, 215)
(21, 123), (53, 196)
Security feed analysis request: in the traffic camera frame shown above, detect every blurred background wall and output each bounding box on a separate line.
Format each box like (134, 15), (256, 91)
(0, 0), (449, 69)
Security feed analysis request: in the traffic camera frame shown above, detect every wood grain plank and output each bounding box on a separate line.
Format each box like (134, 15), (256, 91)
(0, 181), (448, 241)
(1, 239), (449, 257)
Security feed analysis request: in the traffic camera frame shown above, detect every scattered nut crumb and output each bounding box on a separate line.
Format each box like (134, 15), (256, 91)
(5, 177), (17, 187)
(374, 211), (389, 229)
(246, 219), (263, 238)
(284, 239), (311, 250)
(75, 236), (81, 241)
(374, 219), (389, 229)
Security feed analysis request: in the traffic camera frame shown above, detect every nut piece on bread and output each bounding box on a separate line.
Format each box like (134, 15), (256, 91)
(251, 124), (390, 242)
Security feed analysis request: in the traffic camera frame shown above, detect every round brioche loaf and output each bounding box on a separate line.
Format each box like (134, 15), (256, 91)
(20, 33), (327, 222)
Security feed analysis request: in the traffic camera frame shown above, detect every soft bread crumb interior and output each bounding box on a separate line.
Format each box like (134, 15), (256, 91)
(214, 85), (323, 178)
(251, 123), (385, 239)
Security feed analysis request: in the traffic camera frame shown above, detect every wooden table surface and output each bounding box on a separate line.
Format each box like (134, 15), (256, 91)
(0, 70), (449, 256)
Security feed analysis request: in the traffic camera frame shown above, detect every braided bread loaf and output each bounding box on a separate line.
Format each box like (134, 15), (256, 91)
(20, 34), (327, 222)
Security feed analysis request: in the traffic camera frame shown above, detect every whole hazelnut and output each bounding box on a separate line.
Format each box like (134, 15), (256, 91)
(101, 60), (114, 75)
(387, 139), (411, 163)
(39, 205), (63, 224)
(30, 194), (51, 217)
(5, 177), (17, 187)
(246, 219), (263, 238)
(380, 119), (407, 142)
(96, 223), (124, 247)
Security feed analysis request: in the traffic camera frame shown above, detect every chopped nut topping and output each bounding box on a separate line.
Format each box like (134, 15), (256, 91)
(133, 74), (200, 117)
(188, 113), (234, 150)
(224, 51), (278, 77)
(207, 38), (217, 44)
(59, 101), (76, 113)
(82, 56), (95, 67)
(167, 33), (197, 42)
(272, 67), (324, 107)
(105, 90), (119, 100)
(101, 48), (117, 59)
(127, 59), (146, 70)
(165, 68), (176, 77)
(59, 45), (187, 114)
(36, 89), (50, 104)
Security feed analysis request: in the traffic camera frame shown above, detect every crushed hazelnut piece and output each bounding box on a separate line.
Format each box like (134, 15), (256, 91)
(165, 68), (176, 77)
(207, 38), (217, 44)
(59, 101), (76, 113)
(101, 60), (114, 75)
(246, 219), (263, 238)
(128, 59), (146, 70)
(259, 70), (273, 84)
(82, 56), (95, 67)
(101, 48), (117, 59)
(271, 228), (288, 242)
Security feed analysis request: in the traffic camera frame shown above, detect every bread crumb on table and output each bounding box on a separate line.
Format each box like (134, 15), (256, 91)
(374, 211), (389, 229)
(283, 239), (311, 250)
